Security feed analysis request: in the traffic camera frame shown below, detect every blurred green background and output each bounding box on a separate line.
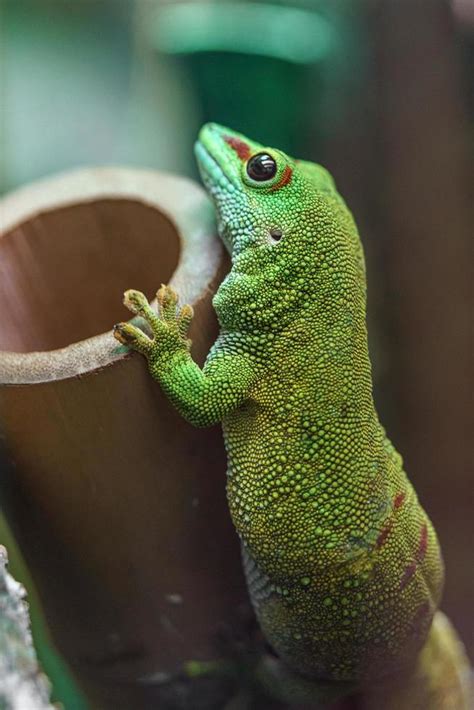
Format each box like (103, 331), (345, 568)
(1, 1), (472, 708)
(0, 0), (365, 190)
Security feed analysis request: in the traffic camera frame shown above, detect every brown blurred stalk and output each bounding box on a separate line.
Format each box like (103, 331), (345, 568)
(0, 168), (253, 709)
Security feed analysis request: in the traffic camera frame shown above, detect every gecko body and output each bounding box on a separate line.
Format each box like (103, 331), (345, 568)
(114, 124), (469, 704)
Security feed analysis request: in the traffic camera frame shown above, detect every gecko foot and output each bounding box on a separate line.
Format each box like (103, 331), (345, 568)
(113, 285), (193, 361)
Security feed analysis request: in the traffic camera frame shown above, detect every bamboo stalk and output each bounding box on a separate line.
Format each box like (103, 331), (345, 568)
(0, 168), (252, 709)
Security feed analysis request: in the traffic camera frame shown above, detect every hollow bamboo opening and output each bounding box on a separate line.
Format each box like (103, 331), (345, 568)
(0, 199), (180, 353)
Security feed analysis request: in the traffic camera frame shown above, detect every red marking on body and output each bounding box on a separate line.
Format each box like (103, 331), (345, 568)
(398, 523), (428, 591)
(376, 520), (393, 548)
(410, 601), (432, 638)
(412, 601), (430, 630)
(224, 135), (251, 161)
(393, 492), (405, 509)
(416, 523), (428, 562)
(400, 561), (417, 590)
(270, 165), (293, 191)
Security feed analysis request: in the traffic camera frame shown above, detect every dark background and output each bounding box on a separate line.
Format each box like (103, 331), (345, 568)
(1, 1), (472, 708)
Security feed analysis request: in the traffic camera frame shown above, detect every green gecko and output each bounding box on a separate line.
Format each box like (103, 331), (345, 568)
(114, 124), (471, 706)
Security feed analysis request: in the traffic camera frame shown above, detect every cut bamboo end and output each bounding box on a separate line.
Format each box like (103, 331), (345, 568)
(0, 166), (222, 382)
(0, 168), (248, 710)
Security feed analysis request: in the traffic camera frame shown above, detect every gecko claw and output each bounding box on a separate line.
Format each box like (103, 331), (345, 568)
(113, 322), (133, 344)
(177, 303), (194, 337)
(157, 284), (179, 321)
(113, 322), (152, 354)
(123, 289), (151, 315)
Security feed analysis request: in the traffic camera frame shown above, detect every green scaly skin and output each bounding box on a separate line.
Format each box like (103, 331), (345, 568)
(114, 124), (470, 706)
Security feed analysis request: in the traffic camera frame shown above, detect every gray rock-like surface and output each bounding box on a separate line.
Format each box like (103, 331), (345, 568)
(0, 545), (55, 710)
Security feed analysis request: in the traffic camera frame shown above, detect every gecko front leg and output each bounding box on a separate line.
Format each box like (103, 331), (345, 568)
(114, 285), (258, 428)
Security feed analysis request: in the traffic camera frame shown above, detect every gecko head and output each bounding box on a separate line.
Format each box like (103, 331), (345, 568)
(195, 123), (365, 331)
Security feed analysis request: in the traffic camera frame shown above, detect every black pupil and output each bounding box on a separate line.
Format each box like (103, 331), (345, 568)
(247, 153), (277, 181)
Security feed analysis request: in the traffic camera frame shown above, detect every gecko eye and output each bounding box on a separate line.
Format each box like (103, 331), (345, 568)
(246, 153), (277, 181)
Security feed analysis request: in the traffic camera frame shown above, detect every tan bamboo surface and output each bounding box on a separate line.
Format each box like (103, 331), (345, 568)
(0, 168), (254, 709)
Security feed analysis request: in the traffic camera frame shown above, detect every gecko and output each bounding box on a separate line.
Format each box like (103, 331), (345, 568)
(114, 124), (471, 706)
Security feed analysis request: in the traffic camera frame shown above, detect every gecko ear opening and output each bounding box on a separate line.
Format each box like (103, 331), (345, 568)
(269, 228), (283, 243)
